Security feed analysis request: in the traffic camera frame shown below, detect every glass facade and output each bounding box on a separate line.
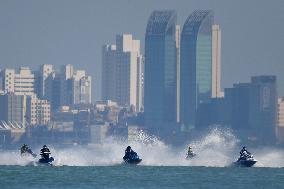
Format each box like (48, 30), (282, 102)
(180, 10), (214, 129)
(144, 10), (177, 130)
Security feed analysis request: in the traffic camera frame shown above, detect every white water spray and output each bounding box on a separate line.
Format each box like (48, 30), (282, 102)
(0, 128), (283, 167)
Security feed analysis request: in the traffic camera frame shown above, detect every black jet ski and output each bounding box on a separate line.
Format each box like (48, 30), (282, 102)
(186, 152), (196, 159)
(234, 152), (257, 167)
(123, 151), (142, 165)
(38, 152), (54, 166)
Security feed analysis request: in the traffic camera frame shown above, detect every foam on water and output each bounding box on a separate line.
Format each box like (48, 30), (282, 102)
(0, 128), (284, 167)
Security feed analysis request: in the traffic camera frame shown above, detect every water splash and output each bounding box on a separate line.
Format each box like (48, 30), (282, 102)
(186, 128), (239, 167)
(0, 128), (283, 167)
(253, 148), (284, 168)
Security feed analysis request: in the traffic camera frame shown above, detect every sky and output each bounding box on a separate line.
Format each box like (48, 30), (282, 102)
(0, 0), (283, 101)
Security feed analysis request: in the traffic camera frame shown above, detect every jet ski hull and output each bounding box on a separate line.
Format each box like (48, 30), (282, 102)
(186, 153), (196, 160)
(123, 158), (142, 165)
(234, 159), (257, 167)
(38, 157), (54, 166)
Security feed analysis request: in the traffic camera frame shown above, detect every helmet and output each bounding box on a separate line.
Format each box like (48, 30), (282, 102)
(126, 146), (131, 150)
(43, 145), (47, 148)
(242, 146), (246, 150)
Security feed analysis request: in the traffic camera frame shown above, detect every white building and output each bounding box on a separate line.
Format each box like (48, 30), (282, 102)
(102, 34), (144, 111)
(58, 65), (92, 106)
(72, 70), (92, 104)
(0, 67), (35, 96)
(0, 69), (15, 93)
(79, 76), (92, 104)
(276, 97), (284, 143)
(39, 64), (54, 100)
(211, 24), (223, 98)
(176, 25), (180, 122)
(278, 97), (284, 127)
(26, 95), (51, 126)
(277, 97), (284, 143)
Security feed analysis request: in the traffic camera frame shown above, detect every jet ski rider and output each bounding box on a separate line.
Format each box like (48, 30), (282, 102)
(40, 145), (51, 159)
(240, 146), (250, 157)
(20, 144), (29, 154)
(187, 146), (193, 155)
(124, 146), (136, 159)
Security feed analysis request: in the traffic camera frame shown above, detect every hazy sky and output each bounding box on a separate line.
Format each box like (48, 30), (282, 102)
(0, 0), (283, 100)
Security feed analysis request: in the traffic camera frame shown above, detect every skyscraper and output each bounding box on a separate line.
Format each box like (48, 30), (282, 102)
(101, 34), (143, 111)
(211, 24), (222, 98)
(72, 70), (92, 104)
(60, 64), (74, 106)
(176, 25), (181, 123)
(102, 44), (117, 103)
(79, 76), (92, 104)
(249, 76), (277, 144)
(180, 10), (214, 129)
(38, 64), (54, 100)
(144, 10), (177, 131)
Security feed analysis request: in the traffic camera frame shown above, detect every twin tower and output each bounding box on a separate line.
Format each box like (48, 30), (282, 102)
(145, 10), (221, 132)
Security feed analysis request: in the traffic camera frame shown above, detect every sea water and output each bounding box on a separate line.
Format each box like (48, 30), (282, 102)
(0, 128), (284, 189)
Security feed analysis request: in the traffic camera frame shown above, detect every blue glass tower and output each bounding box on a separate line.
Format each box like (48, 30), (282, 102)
(180, 10), (214, 129)
(144, 10), (177, 132)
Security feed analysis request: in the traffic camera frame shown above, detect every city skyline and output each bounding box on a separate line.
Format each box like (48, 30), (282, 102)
(0, 0), (283, 101)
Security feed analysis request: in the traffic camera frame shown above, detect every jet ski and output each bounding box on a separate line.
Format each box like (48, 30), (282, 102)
(38, 145), (54, 166)
(185, 146), (196, 159)
(38, 152), (54, 166)
(186, 152), (196, 159)
(123, 147), (142, 165)
(234, 152), (257, 167)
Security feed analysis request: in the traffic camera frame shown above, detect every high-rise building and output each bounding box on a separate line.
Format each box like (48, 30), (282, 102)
(51, 75), (61, 110)
(136, 56), (144, 111)
(276, 97), (284, 143)
(278, 97), (284, 127)
(224, 76), (278, 144)
(0, 93), (27, 127)
(38, 64), (54, 100)
(176, 25), (181, 123)
(60, 64), (74, 106)
(58, 65), (92, 107)
(0, 67), (35, 96)
(144, 10), (177, 131)
(26, 96), (50, 126)
(79, 76), (92, 104)
(0, 69), (15, 93)
(102, 45), (117, 103)
(211, 24), (222, 98)
(72, 70), (86, 104)
(180, 10), (214, 129)
(0, 76), (3, 93)
(72, 70), (92, 104)
(14, 67), (36, 96)
(102, 34), (143, 111)
(249, 76), (277, 144)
